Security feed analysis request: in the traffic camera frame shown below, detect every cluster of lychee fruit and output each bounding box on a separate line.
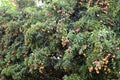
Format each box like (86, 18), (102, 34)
(89, 53), (116, 74)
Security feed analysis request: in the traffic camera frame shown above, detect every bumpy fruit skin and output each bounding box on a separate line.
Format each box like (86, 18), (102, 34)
(82, 45), (87, 50)
(99, 2), (104, 6)
(66, 46), (72, 52)
(57, 10), (62, 14)
(62, 10), (66, 14)
(88, 66), (93, 72)
(62, 39), (69, 47)
(75, 28), (80, 32)
(119, 72), (120, 75)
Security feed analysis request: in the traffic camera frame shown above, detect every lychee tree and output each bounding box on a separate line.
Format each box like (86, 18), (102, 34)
(0, 0), (120, 80)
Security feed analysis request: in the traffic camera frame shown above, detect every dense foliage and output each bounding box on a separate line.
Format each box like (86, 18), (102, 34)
(0, 0), (120, 80)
